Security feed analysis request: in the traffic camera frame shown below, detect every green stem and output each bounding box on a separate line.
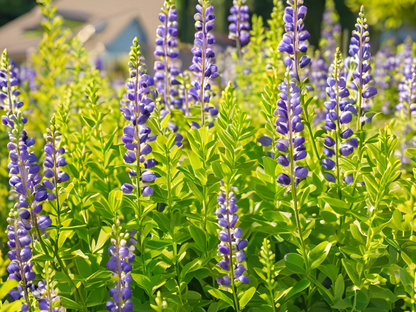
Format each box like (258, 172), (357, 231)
(163, 9), (171, 111)
(200, 5), (207, 127)
(116, 236), (122, 312)
(6, 65), (14, 114)
(173, 242), (184, 305)
(236, 3), (242, 64)
(307, 274), (334, 302)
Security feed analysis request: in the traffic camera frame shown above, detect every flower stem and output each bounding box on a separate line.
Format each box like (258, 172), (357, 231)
(236, 4), (242, 63)
(163, 12), (171, 111)
(116, 235), (122, 312)
(200, 5), (207, 127)
(356, 23), (364, 133)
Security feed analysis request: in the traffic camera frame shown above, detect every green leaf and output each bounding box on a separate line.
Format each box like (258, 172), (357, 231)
(284, 253), (305, 274)
(239, 287), (256, 308)
(309, 242), (332, 269)
(333, 274), (344, 302)
(187, 181), (204, 202)
(321, 211), (338, 223)
(208, 289), (234, 308)
(0, 300), (23, 312)
(180, 259), (203, 279)
(82, 115), (96, 127)
(152, 212), (171, 233)
(406, 148), (416, 158)
(284, 279), (310, 302)
(161, 112), (171, 129)
(322, 196), (348, 214)
(350, 223), (366, 245)
(92, 229), (111, 253)
(263, 156), (277, 178)
(108, 190), (124, 213)
(341, 259), (361, 286)
(189, 225), (207, 253)
(61, 296), (84, 310)
(0, 280), (18, 299)
(356, 291), (369, 310)
(132, 273), (152, 295)
(86, 287), (106, 307)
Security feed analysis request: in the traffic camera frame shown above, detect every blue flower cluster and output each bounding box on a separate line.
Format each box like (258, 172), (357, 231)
(1, 50), (51, 230)
(397, 58), (416, 118)
(216, 187), (249, 287)
(310, 55), (328, 100)
(121, 38), (157, 197)
(320, 0), (341, 65)
(278, 0), (311, 78)
(44, 144), (68, 186)
(106, 222), (135, 312)
(154, 0), (182, 110)
(348, 6), (377, 124)
(228, 0), (250, 46)
(322, 49), (358, 182)
(7, 211), (35, 311)
(189, 0), (219, 126)
(275, 76), (308, 186)
(33, 279), (63, 312)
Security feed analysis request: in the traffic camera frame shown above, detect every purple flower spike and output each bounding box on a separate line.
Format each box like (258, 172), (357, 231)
(275, 73), (309, 187)
(1, 50), (52, 254)
(190, 0), (218, 127)
(106, 220), (135, 312)
(278, 0), (311, 78)
(228, 0), (251, 50)
(121, 38), (157, 198)
(347, 6), (377, 127)
(322, 48), (357, 186)
(397, 58), (416, 117)
(154, 0), (182, 110)
(5, 210), (35, 308)
(216, 186), (249, 290)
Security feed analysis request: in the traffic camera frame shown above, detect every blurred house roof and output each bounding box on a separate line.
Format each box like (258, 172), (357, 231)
(0, 0), (164, 60)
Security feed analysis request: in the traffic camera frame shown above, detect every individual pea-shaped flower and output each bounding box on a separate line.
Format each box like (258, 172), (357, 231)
(154, 0), (183, 110)
(121, 38), (158, 197)
(322, 49), (357, 183)
(6, 211), (35, 311)
(216, 186), (249, 288)
(278, 0), (311, 78)
(106, 220), (135, 312)
(275, 73), (309, 186)
(189, 0), (219, 127)
(228, 0), (250, 46)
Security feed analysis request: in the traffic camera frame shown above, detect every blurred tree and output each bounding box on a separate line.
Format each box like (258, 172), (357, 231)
(346, 0), (416, 29)
(0, 0), (36, 26)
